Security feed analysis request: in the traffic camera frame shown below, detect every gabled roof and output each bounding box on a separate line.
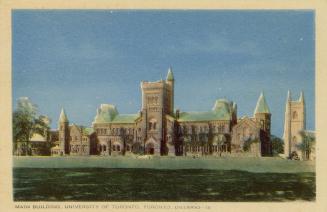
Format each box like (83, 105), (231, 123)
(254, 92), (270, 115)
(234, 116), (259, 131)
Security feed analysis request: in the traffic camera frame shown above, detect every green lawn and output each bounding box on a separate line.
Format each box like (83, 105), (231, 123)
(13, 168), (315, 201)
(13, 156), (315, 173)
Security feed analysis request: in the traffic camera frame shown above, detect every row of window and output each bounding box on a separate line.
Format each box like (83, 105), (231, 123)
(98, 144), (132, 152)
(185, 145), (227, 152)
(70, 144), (88, 152)
(96, 128), (135, 136)
(180, 125), (227, 134)
(67, 136), (88, 142)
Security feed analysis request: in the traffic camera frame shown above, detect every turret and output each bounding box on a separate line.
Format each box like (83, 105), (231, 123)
(166, 66), (174, 82)
(283, 90), (292, 158)
(299, 91), (306, 129)
(254, 92), (272, 155)
(165, 66), (174, 116)
(283, 90), (307, 159)
(254, 92), (271, 131)
(58, 108), (69, 155)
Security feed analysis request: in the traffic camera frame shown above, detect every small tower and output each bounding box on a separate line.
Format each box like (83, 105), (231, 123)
(166, 66), (174, 116)
(254, 92), (272, 155)
(58, 108), (69, 155)
(283, 91), (306, 159)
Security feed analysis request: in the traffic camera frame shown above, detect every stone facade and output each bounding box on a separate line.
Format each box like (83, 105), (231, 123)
(283, 91), (306, 159)
(51, 67), (272, 157)
(51, 109), (97, 156)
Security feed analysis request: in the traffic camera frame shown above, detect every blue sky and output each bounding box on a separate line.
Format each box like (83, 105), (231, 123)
(12, 10), (315, 137)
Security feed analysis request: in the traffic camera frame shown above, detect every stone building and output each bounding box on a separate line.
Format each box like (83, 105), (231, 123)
(51, 109), (97, 156)
(15, 133), (49, 156)
(283, 91), (306, 159)
(51, 67), (272, 157)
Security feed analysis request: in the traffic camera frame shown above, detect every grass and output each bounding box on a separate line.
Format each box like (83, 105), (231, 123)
(13, 168), (315, 202)
(13, 156), (315, 173)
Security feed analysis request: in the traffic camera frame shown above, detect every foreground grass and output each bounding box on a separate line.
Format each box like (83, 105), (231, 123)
(13, 156), (315, 173)
(13, 168), (315, 202)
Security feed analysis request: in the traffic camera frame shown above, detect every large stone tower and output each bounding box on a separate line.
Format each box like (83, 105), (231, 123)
(58, 108), (70, 155)
(140, 67), (175, 155)
(283, 91), (306, 159)
(254, 92), (272, 155)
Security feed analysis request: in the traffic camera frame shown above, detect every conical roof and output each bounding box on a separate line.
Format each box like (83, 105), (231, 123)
(287, 90), (291, 101)
(166, 66), (174, 81)
(59, 108), (68, 122)
(254, 92), (270, 114)
(299, 91), (304, 102)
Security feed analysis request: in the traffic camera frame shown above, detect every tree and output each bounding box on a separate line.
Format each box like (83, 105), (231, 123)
(12, 97), (50, 155)
(243, 138), (259, 152)
(271, 135), (284, 155)
(299, 131), (315, 160)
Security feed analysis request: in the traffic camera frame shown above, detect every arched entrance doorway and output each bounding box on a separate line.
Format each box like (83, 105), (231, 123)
(145, 137), (157, 155)
(145, 142), (154, 155)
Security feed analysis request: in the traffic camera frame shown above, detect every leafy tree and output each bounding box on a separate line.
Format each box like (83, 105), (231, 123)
(299, 131), (315, 160)
(243, 138), (259, 152)
(271, 135), (284, 155)
(12, 97), (50, 155)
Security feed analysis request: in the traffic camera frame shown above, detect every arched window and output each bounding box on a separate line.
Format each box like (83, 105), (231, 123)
(292, 136), (297, 143)
(103, 145), (106, 152)
(117, 145), (121, 151)
(293, 111), (298, 120)
(113, 145), (116, 151)
(149, 118), (157, 131)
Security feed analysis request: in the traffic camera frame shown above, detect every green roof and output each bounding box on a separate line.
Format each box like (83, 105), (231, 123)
(82, 127), (94, 135)
(178, 111), (230, 122)
(93, 104), (139, 124)
(254, 92), (270, 114)
(111, 114), (139, 123)
(178, 99), (232, 122)
(166, 67), (174, 81)
(94, 104), (119, 123)
(59, 108), (68, 122)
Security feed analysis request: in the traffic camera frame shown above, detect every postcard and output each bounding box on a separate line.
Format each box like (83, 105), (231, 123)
(0, 0), (326, 212)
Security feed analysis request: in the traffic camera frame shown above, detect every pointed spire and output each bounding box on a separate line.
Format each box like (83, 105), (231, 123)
(299, 91), (304, 102)
(59, 108), (68, 122)
(166, 66), (174, 81)
(287, 90), (291, 102)
(254, 92), (270, 115)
